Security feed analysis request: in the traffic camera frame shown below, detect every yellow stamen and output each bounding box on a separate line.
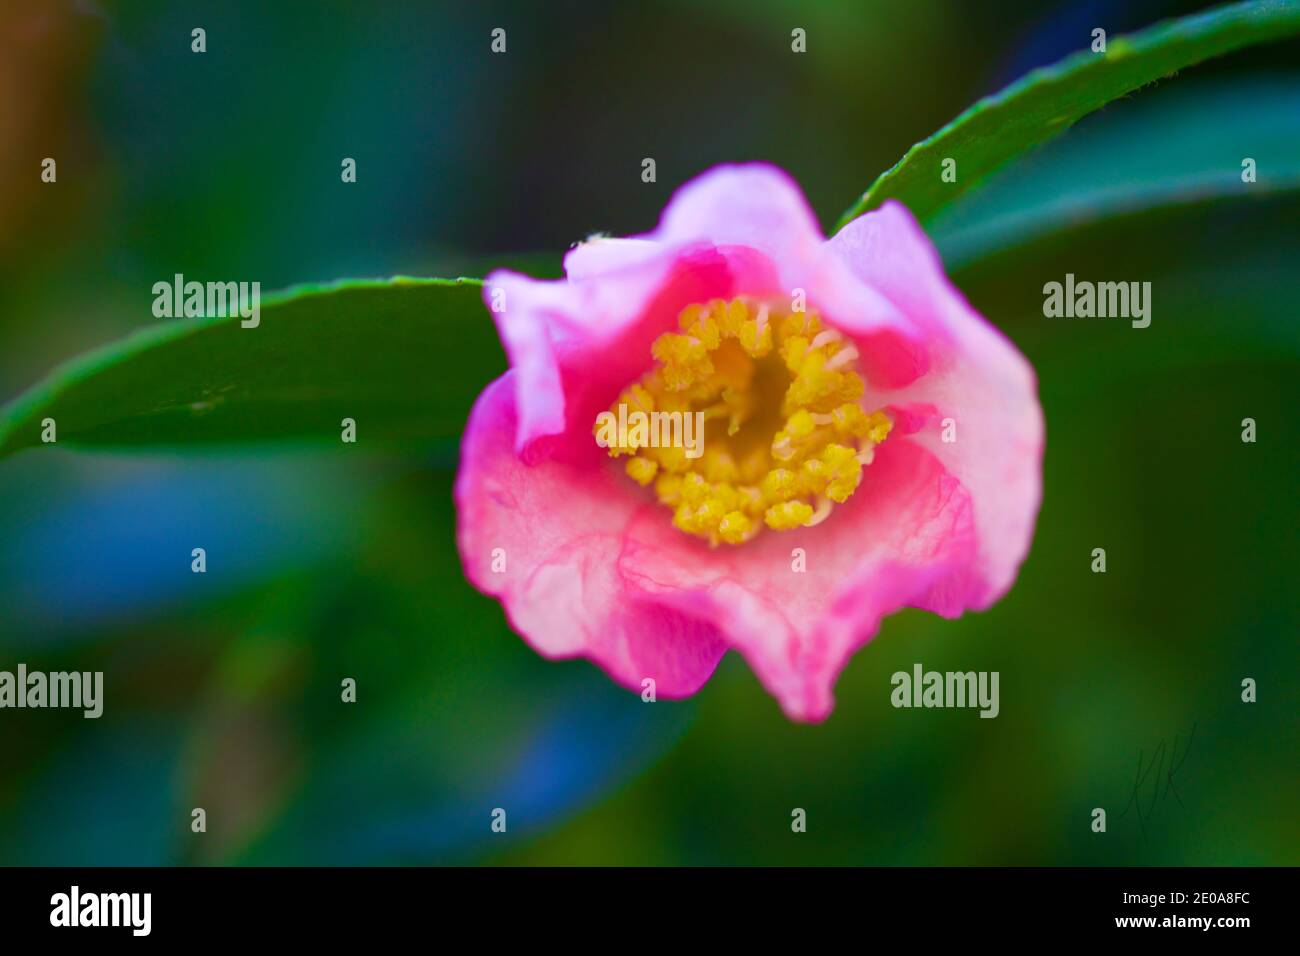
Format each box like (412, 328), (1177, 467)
(599, 298), (892, 545)
(625, 456), (659, 486)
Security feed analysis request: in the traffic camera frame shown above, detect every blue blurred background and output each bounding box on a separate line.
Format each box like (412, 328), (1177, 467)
(0, 0), (1296, 864)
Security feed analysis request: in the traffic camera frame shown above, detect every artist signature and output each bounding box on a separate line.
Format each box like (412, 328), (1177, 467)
(1117, 722), (1197, 840)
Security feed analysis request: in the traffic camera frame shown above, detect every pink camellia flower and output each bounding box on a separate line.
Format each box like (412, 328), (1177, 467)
(456, 164), (1043, 721)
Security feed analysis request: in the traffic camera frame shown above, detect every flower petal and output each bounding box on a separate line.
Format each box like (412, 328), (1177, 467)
(487, 242), (774, 463)
(827, 200), (1045, 604)
(456, 374), (729, 697)
(612, 434), (976, 720)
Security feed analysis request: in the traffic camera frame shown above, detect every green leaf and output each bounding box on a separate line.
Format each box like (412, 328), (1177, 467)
(932, 79), (1300, 270)
(0, 277), (501, 459)
(834, 0), (1300, 231)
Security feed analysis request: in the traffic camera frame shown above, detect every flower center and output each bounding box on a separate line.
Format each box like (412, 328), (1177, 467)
(596, 297), (892, 546)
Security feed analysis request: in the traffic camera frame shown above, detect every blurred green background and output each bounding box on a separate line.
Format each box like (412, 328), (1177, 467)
(0, 0), (1295, 865)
